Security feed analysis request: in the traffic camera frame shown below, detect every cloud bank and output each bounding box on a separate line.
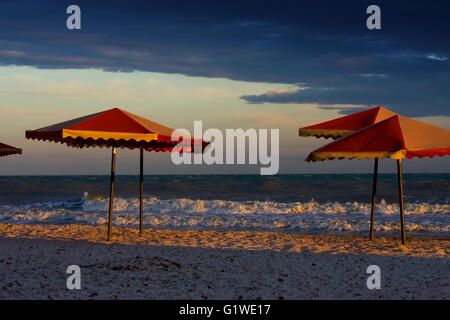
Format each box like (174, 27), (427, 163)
(0, 0), (449, 116)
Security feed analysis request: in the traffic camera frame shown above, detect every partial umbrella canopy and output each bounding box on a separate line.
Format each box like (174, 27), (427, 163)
(25, 108), (195, 150)
(0, 142), (22, 157)
(306, 115), (450, 244)
(298, 106), (397, 139)
(26, 108), (205, 240)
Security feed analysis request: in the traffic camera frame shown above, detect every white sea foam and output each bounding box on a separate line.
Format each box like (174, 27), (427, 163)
(0, 193), (448, 236)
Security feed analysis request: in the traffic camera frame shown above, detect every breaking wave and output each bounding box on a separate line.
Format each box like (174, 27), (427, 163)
(0, 193), (448, 236)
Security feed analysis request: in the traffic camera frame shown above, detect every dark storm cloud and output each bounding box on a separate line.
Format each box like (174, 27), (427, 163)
(0, 0), (449, 116)
(240, 69), (450, 116)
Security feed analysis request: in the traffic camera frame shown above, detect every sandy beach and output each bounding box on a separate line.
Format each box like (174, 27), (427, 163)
(0, 223), (448, 300)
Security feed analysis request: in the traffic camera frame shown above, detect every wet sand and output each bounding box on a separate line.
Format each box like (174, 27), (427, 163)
(0, 223), (448, 299)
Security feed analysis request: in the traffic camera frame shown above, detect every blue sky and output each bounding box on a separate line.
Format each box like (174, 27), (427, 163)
(0, 0), (449, 174)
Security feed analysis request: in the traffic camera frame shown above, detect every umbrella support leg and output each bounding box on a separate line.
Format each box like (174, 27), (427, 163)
(397, 159), (406, 245)
(107, 147), (117, 241)
(139, 148), (144, 235)
(369, 158), (378, 240)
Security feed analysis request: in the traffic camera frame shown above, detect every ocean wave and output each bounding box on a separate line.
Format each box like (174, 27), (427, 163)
(0, 193), (448, 236)
(80, 193), (449, 216)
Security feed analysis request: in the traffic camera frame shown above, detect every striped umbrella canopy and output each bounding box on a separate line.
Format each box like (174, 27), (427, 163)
(299, 106), (397, 139)
(26, 108), (207, 240)
(306, 115), (450, 244)
(0, 142), (22, 157)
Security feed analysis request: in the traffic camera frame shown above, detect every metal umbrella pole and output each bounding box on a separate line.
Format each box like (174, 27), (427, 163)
(139, 148), (144, 235)
(107, 146), (117, 241)
(397, 159), (406, 245)
(369, 158), (379, 240)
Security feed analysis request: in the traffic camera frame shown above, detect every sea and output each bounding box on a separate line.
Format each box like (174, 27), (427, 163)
(0, 174), (448, 238)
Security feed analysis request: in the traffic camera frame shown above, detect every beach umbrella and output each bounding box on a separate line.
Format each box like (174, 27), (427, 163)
(306, 115), (450, 244)
(298, 106), (397, 139)
(298, 106), (397, 242)
(0, 142), (22, 157)
(26, 108), (205, 240)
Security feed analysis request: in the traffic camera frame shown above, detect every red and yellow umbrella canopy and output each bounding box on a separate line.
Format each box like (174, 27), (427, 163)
(299, 106), (397, 139)
(25, 107), (208, 240)
(0, 142), (22, 157)
(306, 115), (450, 162)
(25, 108), (204, 151)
